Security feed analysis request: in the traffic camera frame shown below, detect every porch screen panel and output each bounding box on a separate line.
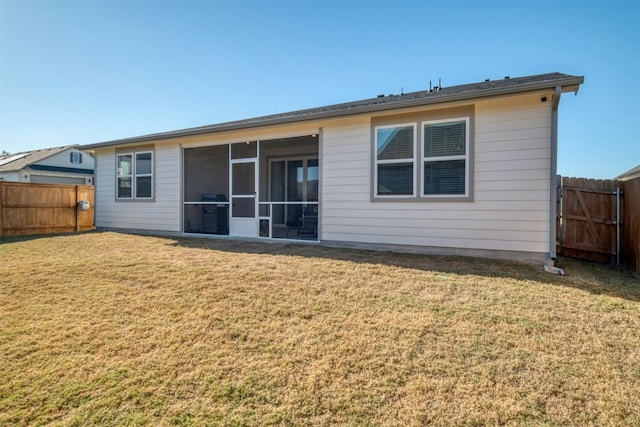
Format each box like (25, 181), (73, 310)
(307, 159), (319, 202)
(183, 145), (229, 202)
(232, 162), (255, 195)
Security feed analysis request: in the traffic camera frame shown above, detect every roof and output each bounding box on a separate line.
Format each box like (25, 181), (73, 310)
(82, 72), (584, 149)
(615, 164), (640, 181)
(0, 146), (76, 172)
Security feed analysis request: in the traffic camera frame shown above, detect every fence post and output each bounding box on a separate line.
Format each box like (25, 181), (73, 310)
(75, 185), (80, 232)
(556, 175), (563, 255)
(616, 186), (621, 266)
(0, 182), (4, 238)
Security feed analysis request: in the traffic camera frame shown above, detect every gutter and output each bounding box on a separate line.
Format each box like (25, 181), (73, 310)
(549, 86), (562, 261)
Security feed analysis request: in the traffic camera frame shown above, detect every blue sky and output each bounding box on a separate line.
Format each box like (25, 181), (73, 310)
(1, 0), (638, 179)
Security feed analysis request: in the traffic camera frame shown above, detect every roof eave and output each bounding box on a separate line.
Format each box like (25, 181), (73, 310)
(81, 75), (584, 150)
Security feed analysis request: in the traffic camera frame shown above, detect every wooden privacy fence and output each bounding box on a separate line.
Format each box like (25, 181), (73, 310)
(558, 176), (640, 274)
(0, 181), (94, 237)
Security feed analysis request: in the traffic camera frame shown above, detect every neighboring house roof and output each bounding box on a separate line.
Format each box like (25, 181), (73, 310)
(615, 164), (640, 181)
(83, 72), (584, 149)
(0, 146), (94, 174)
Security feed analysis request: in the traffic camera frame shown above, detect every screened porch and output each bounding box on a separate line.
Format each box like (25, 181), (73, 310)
(183, 135), (319, 241)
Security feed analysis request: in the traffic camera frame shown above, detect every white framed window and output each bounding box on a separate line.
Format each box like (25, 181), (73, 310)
(374, 123), (417, 197)
(373, 116), (471, 201)
(422, 118), (469, 197)
(116, 151), (153, 199)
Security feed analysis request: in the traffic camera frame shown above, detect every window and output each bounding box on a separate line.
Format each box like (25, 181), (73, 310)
(423, 118), (468, 197)
(374, 117), (470, 200)
(70, 152), (83, 164)
(116, 151), (153, 199)
(375, 124), (416, 196)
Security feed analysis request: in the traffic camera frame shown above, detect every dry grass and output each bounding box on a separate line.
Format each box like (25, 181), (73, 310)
(1, 231), (639, 426)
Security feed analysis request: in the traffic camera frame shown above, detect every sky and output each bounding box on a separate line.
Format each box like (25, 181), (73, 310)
(1, 0), (639, 179)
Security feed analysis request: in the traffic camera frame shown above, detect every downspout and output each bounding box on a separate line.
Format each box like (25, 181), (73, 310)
(549, 86), (562, 261)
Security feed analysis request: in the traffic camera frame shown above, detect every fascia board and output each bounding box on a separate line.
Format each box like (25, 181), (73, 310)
(82, 76), (584, 150)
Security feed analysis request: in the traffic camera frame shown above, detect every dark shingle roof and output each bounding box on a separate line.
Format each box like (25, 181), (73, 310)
(82, 72), (583, 149)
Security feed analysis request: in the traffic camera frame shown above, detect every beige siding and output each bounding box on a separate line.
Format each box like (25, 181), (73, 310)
(94, 143), (181, 231)
(320, 94), (553, 255)
(92, 91), (554, 257)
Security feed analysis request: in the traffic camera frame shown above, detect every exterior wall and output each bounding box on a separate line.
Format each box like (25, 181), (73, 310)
(36, 148), (94, 170)
(0, 172), (20, 182)
(94, 142), (181, 231)
(30, 174), (87, 185)
(320, 92), (553, 256)
(92, 91), (555, 259)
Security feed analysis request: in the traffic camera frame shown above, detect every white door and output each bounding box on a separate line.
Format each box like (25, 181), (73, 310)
(230, 160), (257, 237)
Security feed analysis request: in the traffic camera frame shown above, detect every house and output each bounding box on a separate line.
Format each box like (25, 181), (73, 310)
(82, 72), (584, 264)
(0, 146), (94, 185)
(615, 164), (640, 181)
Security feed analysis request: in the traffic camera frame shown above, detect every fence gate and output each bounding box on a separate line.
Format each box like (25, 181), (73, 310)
(0, 181), (95, 237)
(557, 177), (623, 264)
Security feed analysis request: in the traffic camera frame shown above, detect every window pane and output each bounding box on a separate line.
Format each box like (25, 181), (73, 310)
(377, 163), (413, 195)
(118, 177), (132, 198)
(117, 155), (132, 176)
(424, 160), (466, 195)
(136, 176), (152, 198)
(424, 121), (466, 158)
(377, 126), (414, 160)
(70, 152), (82, 164)
(136, 152), (152, 174)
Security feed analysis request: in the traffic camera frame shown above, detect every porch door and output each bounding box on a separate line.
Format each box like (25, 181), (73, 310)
(230, 159), (257, 237)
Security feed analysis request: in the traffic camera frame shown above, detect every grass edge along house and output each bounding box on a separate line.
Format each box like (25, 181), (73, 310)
(82, 72), (583, 265)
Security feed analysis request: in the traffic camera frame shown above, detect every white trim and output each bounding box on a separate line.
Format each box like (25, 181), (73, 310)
(115, 152), (133, 199)
(421, 117), (470, 198)
(115, 150), (154, 200)
(229, 157), (258, 237)
(374, 122), (417, 198)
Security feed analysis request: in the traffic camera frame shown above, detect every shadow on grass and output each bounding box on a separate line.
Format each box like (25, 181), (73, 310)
(0, 230), (94, 244)
(3, 230), (637, 302)
(165, 233), (640, 303)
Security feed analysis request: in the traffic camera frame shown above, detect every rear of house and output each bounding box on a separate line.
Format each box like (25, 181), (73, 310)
(83, 73), (583, 264)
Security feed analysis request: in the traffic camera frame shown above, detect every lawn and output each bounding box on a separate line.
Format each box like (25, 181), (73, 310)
(1, 231), (639, 426)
